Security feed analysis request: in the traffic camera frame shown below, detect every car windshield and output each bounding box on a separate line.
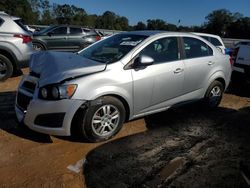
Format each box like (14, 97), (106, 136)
(79, 34), (148, 64)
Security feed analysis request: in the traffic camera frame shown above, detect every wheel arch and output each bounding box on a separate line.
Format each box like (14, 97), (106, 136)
(70, 94), (131, 136)
(0, 48), (18, 71)
(32, 39), (47, 50)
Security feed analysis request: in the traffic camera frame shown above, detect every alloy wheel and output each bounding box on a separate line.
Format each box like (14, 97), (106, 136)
(91, 105), (120, 137)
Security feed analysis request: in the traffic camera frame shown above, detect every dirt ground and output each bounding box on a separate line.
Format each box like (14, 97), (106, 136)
(0, 69), (250, 188)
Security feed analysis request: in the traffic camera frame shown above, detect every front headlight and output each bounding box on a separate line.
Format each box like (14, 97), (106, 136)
(39, 84), (77, 100)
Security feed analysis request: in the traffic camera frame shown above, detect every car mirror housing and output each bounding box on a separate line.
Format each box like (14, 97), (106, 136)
(134, 55), (154, 68)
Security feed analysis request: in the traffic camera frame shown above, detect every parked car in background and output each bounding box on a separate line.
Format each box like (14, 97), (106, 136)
(16, 31), (232, 142)
(193, 32), (226, 54)
(0, 12), (33, 81)
(32, 25), (102, 52)
(232, 42), (250, 81)
(25, 25), (36, 33)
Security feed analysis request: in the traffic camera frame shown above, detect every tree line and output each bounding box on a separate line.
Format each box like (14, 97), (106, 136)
(0, 0), (250, 39)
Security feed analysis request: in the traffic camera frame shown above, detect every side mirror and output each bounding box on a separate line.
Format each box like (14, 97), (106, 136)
(47, 32), (52, 36)
(134, 55), (154, 67)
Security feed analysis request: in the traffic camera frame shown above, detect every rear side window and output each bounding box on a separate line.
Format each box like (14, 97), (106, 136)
(0, 18), (4, 27)
(210, 37), (223, 46)
(140, 37), (180, 63)
(51, 27), (67, 35)
(70, 27), (82, 34)
(183, 37), (213, 59)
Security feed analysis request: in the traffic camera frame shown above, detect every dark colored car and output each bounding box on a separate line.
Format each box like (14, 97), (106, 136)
(32, 25), (101, 52)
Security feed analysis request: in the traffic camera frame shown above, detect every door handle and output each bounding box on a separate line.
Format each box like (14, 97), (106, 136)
(174, 68), (184, 74)
(208, 61), (215, 65)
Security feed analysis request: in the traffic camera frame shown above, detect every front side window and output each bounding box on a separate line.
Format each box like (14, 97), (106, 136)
(51, 27), (67, 35)
(79, 34), (148, 64)
(140, 37), (179, 63)
(183, 37), (213, 59)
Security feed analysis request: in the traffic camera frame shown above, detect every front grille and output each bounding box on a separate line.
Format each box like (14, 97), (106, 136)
(34, 113), (65, 128)
(22, 81), (36, 94)
(16, 92), (32, 111)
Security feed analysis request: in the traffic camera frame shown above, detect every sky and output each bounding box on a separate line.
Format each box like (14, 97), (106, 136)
(49, 0), (250, 26)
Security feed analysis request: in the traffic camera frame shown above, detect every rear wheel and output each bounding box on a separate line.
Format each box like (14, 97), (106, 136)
(0, 54), (13, 81)
(78, 96), (125, 142)
(204, 81), (224, 108)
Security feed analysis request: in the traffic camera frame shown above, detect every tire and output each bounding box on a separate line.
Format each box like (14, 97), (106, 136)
(78, 96), (126, 142)
(33, 42), (45, 51)
(203, 81), (224, 108)
(0, 54), (13, 81)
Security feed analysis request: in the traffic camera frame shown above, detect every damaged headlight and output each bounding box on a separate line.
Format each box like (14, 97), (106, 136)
(39, 84), (77, 100)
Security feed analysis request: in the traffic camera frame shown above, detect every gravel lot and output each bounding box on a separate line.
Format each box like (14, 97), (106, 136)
(0, 69), (250, 187)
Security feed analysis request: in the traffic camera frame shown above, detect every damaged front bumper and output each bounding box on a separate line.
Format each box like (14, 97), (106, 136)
(15, 75), (86, 136)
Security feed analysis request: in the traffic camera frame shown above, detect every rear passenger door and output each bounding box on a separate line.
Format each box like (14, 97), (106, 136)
(67, 27), (84, 51)
(46, 26), (68, 51)
(182, 37), (214, 95)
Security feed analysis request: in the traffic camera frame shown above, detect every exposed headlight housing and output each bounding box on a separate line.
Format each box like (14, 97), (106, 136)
(39, 84), (77, 100)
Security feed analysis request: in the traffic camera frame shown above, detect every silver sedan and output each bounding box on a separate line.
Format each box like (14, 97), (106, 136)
(15, 31), (232, 142)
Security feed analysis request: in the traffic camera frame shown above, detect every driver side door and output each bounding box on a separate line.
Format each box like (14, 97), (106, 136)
(131, 37), (185, 116)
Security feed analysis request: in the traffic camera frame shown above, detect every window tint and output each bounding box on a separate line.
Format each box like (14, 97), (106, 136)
(210, 37), (223, 46)
(0, 18), (3, 26)
(70, 27), (82, 34)
(140, 37), (179, 63)
(51, 27), (67, 35)
(183, 37), (213, 59)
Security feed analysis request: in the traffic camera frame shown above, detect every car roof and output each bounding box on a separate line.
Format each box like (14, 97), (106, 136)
(0, 12), (21, 20)
(121, 30), (197, 37)
(193, 32), (222, 38)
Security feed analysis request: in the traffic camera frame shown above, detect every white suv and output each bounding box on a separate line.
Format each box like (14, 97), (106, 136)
(0, 12), (33, 81)
(193, 32), (226, 54)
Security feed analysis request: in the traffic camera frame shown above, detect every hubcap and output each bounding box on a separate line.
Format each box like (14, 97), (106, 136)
(91, 105), (120, 137)
(209, 86), (221, 106)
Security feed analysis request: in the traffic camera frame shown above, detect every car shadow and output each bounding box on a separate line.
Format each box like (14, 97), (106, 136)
(0, 91), (52, 143)
(84, 104), (250, 188)
(226, 81), (250, 98)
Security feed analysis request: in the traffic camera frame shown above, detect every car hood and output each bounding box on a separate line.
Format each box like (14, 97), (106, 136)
(29, 51), (106, 87)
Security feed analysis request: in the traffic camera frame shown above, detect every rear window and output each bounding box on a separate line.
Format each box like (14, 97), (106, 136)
(14, 19), (29, 33)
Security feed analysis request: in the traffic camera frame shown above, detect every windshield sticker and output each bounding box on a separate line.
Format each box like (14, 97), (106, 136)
(120, 40), (142, 46)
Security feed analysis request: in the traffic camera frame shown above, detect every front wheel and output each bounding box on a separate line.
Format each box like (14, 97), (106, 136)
(79, 96), (126, 142)
(203, 81), (224, 108)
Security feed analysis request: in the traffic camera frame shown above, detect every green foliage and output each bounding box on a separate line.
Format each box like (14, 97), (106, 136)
(1, 1), (250, 39)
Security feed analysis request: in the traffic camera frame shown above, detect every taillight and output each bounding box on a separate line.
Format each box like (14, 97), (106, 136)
(229, 57), (234, 66)
(14, 34), (32, 44)
(96, 35), (101, 41)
